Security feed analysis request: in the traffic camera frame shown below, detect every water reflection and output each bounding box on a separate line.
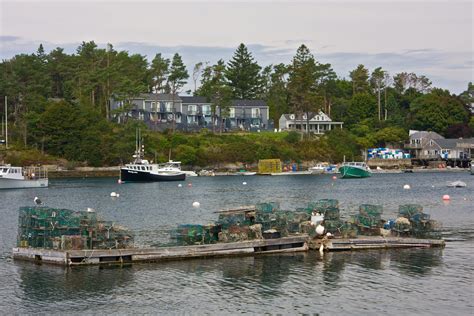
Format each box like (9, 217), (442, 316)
(389, 248), (444, 276)
(18, 262), (134, 304)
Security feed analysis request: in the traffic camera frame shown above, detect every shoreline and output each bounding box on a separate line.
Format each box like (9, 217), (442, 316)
(45, 166), (472, 179)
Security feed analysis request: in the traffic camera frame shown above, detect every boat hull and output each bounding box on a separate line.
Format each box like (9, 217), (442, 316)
(0, 178), (49, 189)
(339, 166), (371, 178)
(120, 169), (185, 182)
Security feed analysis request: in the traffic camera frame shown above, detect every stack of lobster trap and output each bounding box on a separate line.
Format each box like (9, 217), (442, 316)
(17, 207), (134, 250)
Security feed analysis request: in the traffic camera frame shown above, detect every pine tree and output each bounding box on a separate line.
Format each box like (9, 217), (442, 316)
(225, 43), (262, 99)
(167, 53), (189, 132)
(287, 44), (318, 134)
(349, 64), (369, 94)
(196, 60), (232, 133)
(150, 53), (170, 93)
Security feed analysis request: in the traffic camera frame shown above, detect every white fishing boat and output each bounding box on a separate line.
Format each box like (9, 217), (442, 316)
(120, 130), (186, 182)
(0, 165), (48, 189)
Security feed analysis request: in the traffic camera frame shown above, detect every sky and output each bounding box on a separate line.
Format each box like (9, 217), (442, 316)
(0, 0), (472, 93)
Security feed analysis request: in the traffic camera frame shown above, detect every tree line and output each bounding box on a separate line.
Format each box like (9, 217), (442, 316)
(0, 41), (472, 166)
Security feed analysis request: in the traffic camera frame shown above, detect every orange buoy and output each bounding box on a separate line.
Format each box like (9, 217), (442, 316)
(442, 194), (450, 201)
(332, 176), (337, 180)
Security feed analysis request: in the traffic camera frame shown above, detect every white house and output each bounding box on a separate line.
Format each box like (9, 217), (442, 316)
(278, 111), (343, 134)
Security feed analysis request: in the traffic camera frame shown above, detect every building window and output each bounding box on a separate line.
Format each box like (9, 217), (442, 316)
(229, 107), (235, 118)
(188, 104), (197, 115)
(165, 102), (173, 112)
(202, 105), (211, 116)
(251, 108), (260, 118)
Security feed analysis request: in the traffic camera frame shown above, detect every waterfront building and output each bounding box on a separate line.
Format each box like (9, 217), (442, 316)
(278, 111), (343, 134)
(110, 94), (270, 132)
(405, 130), (473, 167)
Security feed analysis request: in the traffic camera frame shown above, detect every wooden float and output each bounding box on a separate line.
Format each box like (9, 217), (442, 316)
(12, 234), (446, 267)
(12, 235), (309, 266)
(310, 236), (445, 251)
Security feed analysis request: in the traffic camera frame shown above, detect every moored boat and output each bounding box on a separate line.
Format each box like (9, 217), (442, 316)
(309, 163), (327, 174)
(0, 165), (48, 189)
(339, 162), (371, 179)
(120, 130), (186, 182)
(120, 159), (186, 182)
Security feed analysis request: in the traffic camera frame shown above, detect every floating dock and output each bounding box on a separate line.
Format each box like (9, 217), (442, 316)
(12, 235), (308, 266)
(311, 236), (445, 251)
(12, 235), (446, 267)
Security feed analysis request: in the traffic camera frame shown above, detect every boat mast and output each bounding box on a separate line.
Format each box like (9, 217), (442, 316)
(5, 96), (8, 149)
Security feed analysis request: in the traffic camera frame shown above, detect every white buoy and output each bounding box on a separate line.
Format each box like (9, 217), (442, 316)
(86, 207), (95, 213)
(110, 192), (117, 197)
(118, 179), (122, 184)
(192, 201), (200, 208)
(403, 184), (411, 190)
(316, 224), (325, 235)
(116, 193), (120, 198)
(242, 181), (247, 185)
(431, 185), (435, 188)
(442, 194), (450, 201)
(178, 184), (182, 188)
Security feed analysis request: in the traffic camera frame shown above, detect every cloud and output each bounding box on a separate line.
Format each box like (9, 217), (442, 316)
(0, 35), (21, 42)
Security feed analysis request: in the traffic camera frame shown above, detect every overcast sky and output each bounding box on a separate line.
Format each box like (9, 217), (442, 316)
(0, 0), (472, 93)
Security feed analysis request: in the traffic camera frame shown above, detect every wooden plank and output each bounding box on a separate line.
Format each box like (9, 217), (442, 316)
(215, 205), (256, 213)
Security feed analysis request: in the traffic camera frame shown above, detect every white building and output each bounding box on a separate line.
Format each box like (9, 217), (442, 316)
(278, 111), (343, 134)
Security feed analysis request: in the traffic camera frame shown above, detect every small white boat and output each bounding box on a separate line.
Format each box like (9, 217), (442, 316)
(182, 170), (198, 177)
(447, 181), (467, 188)
(0, 165), (48, 189)
(309, 163), (328, 174)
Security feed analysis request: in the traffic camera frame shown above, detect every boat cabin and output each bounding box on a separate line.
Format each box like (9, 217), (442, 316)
(344, 162), (367, 167)
(0, 166), (24, 180)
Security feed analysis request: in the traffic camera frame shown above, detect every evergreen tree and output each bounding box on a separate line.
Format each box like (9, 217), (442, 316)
(167, 53), (189, 132)
(349, 64), (369, 94)
(149, 53), (170, 93)
(197, 60), (232, 133)
(266, 64), (290, 128)
(287, 44), (318, 134)
(225, 43), (262, 99)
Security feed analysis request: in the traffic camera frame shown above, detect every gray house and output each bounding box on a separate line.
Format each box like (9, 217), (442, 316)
(111, 93), (270, 132)
(404, 130), (444, 159)
(404, 130), (473, 167)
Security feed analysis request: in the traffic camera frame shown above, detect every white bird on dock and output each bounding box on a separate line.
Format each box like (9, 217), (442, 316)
(34, 197), (42, 205)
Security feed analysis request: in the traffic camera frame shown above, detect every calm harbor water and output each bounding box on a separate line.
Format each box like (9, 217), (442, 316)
(0, 172), (473, 315)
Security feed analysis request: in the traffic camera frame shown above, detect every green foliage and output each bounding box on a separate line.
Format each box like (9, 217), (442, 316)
(225, 43), (262, 99)
(284, 131), (300, 144)
(410, 89), (469, 135)
(346, 93), (377, 126)
(349, 64), (369, 94)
